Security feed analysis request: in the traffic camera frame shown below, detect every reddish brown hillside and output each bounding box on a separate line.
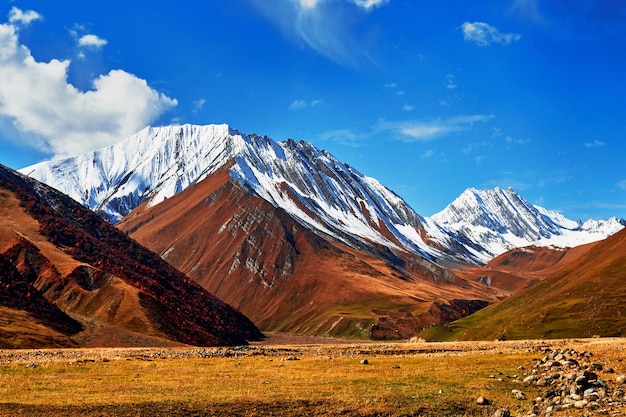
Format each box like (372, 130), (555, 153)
(119, 169), (507, 339)
(0, 164), (262, 348)
(454, 243), (599, 293)
(424, 228), (626, 341)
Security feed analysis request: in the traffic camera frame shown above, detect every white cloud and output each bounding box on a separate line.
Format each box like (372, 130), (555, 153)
(78, 34), (107, 48)
(510, 0), (544, 23)
(352, 0), (389, 10)
(402, 104), (414, 112)
(461, 22), (522, 46)
(8, 7), (42, 26)
(250, 0), (389, 66)
(584, 139), (605, 148)
(319, 128), (362, 147)
(378, 114), (494, 142)
(192, 98), (206, 113)
(0, 11), (177, 157)
(446, 73), (457, 90)
(506, 135), (528, 145)
(298, 0), (324, 9)
(618, 180), (626, 191)
(288, 99), (308, 110)
(288, 98), (322, 110)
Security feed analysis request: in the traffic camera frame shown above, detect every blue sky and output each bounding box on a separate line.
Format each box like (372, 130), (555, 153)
(0, 1), (625, 220)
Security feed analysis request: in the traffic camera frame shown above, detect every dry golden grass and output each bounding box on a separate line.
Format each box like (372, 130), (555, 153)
(1, 338), (625, 416)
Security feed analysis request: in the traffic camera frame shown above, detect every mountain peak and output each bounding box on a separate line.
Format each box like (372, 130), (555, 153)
(20, 125), (624, 267)
(429, 186), (624, 263)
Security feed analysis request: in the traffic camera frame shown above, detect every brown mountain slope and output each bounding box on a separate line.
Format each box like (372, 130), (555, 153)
(0, 164), (262, 348)
(454, 243), (599, 293)
(420, 227), (626, 341)
(118, 168), (507, 339)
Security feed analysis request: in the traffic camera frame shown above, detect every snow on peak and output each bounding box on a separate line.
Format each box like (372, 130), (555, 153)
(19, 124), (625, 266)
(19, 124), (435, 259)
(428, 187), (625, 263)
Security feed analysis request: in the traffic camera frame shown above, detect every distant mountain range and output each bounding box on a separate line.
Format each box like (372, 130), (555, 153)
(17, 124), (626, 339)
(21, 124), (624, 265)
(0, 164), (262, 348)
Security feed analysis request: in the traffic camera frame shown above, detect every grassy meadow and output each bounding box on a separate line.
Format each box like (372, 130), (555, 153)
(1, 339), (625, 416)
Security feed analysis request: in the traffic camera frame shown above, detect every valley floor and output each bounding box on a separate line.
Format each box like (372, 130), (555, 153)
(0, 337), (625, 416)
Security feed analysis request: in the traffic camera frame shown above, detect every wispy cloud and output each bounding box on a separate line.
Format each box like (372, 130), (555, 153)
(352, 0), (389, 10)
(446, 74), (457, 90)
(318, 128), (363, 147)
(618, 180), (626, 191)
(288, 98), (322, 110)
(584, 139), (605, 148)
(0, 8), (177, 157)
(510, 0), (544, 24)
(249, 0), (389, 66)
(506, 135), (528, 145)
(192, 98), (206, 113)
(461, 22), (522, 46)
(378, 114), (495, 142)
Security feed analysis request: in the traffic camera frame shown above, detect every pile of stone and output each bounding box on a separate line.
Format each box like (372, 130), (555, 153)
(510, 346), (626, 416)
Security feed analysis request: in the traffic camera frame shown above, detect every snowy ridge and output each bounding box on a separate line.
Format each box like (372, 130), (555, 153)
(21, 124), (436, 258)
(429, 187), (625, 263)
(20, 124), (625, 265)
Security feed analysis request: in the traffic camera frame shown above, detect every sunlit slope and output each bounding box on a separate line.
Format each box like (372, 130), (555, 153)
(421, 228), (626, 341)
(0, 164), (262, 348)
(119, 168), (507, 339)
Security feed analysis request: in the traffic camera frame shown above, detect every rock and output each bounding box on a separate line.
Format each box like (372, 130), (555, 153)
(574, 399), (588, 409)
(512, 389), (526, 400)
(617, 374), (626, 384)
(492, 409), (511, 417)
(476, 396), (489, 405)
(523, 375), (537, 384)
(360, 359), (369, 365)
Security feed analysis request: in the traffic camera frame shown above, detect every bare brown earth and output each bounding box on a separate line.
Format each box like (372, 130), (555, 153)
(454, 243), (599, 293)
(0, 338), (625, 416)
(422, 227), (626, 341)
(119, 169), (507, 339)
(0, 165), (262, 348)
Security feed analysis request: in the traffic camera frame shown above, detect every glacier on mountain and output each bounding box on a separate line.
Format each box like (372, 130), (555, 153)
(20, 124), (625, 265)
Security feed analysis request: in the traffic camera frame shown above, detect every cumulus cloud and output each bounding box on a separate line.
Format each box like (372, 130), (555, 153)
(0, 9), (177, 157)
(249, 0), (389, 66)
(78, 34), (107, 48)
(8, 7), (41, 26)
(461, 21), (522, 46)
(378, 114), (494, 142)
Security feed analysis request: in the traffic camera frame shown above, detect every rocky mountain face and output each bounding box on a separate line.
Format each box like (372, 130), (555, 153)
(116, 166), (503, 338)
(0, 164), (262, 348)
(21, 124), (623, 266)
(430, 187), (625, 264)
(17, 124), (625, 339)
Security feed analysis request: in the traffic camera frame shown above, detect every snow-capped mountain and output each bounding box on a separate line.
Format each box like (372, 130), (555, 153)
(21, 124), (436, 260)
(429, 187), (625, 263)
(20, 124), (625, 266)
